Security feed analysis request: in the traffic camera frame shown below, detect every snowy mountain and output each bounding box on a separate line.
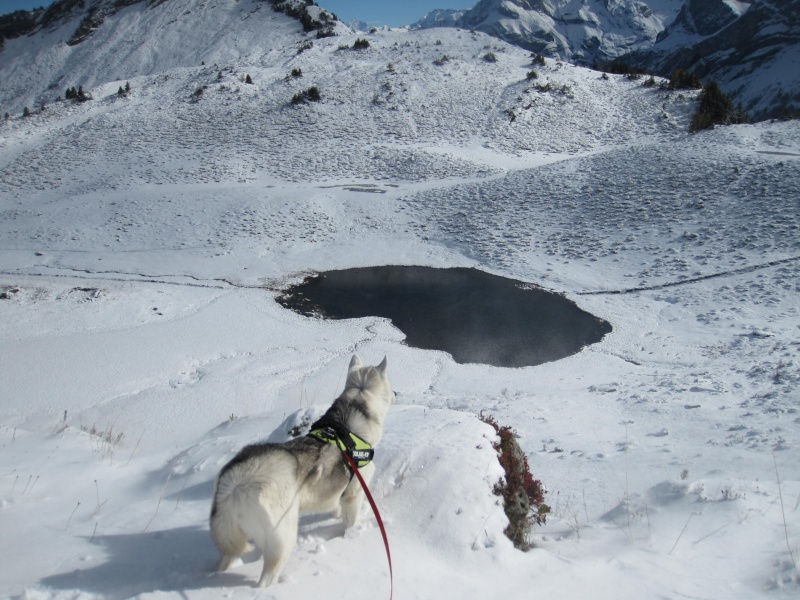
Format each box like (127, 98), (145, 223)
(409, 8), (468, 30)
(411, 0), (799, 121)
(1, 1), (800, 599)
(418, 0), (685, 64)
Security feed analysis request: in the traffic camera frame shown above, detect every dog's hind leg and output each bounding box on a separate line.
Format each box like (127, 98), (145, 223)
(253, 499), (299, 588)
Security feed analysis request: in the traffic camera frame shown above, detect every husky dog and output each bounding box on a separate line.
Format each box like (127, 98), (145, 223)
(210, 355), (394, 587)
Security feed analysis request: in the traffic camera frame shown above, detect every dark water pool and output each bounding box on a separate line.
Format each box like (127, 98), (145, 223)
(277, 266), (612, 368)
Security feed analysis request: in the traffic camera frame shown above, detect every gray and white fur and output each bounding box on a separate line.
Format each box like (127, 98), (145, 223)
(209, 355), (394, 587)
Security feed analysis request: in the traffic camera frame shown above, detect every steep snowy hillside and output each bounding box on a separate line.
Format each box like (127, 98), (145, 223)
(1, 7), (799, 600)
(0, 0), (345, 115)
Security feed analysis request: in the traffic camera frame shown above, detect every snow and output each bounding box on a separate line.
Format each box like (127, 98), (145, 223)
(723, 0), (753, 16)
(1, 3), (800, 599)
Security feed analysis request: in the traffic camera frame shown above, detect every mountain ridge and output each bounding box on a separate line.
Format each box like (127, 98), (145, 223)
(2, 0), (797, 121)
(0, 0), (344, 115)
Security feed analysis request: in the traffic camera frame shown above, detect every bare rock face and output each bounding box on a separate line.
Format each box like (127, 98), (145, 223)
(658, 0), (740, 39)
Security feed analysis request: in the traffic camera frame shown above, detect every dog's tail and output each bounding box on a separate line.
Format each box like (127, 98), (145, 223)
(210, 462), (272, 570)
(210, 480), (250, 570)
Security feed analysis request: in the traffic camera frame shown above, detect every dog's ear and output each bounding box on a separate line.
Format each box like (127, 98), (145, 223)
(377, 356), (388, 375)
(349, 354), (363, 370)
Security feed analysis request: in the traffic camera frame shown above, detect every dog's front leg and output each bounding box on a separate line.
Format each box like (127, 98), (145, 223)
(340, 462), (374, 528)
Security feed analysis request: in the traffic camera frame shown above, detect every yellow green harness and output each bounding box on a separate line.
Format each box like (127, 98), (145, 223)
(307, 417), (374, 469)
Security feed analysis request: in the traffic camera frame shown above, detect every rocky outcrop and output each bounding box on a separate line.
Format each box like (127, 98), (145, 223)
(657, 0), (740, 41)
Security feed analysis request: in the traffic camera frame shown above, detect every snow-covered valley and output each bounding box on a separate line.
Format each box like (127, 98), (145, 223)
(1, 2), (799, 598)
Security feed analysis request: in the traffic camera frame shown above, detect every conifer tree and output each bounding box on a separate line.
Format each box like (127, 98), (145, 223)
(690, 80), (748, 132)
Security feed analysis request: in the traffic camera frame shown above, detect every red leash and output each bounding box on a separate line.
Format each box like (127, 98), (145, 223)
(342, 451), (393, 600)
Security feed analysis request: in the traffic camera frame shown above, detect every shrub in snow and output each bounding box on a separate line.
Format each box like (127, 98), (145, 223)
(484, 51), (498, 63)
(433, 54), (450, 66)
(291, 86), (321, 105)
(67, 6), (109, 46)
(65, 86), (90, 102)
(291, 68), (302, 78)
(480, 412), (548, 550)
(268, 0), (335, 35)
(597, 60), (648, 79)
(353, 38), (370, 50)
(531, 53), (546, 67)
(22, 106), (31, 118)
(668, 68), (702, 90)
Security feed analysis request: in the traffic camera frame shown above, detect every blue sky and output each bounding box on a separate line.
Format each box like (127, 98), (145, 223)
(320, 1), (474, 27)
(1, 1), (476, 26)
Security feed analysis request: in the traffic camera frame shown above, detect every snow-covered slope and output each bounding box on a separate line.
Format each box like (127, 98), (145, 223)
(0, 0), (345, 115)
(1, 5), (799, 600)
(1, 24), (701, 195)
